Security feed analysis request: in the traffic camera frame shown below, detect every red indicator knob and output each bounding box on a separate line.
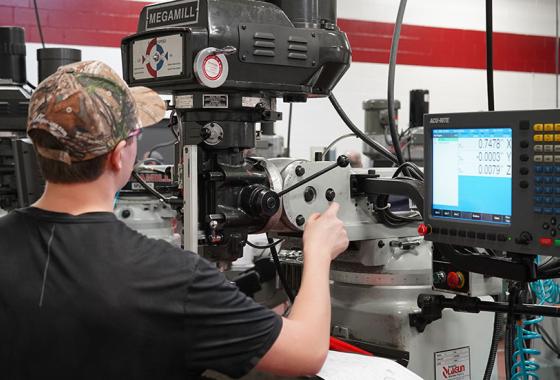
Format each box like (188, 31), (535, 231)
(447, 272), (465, 289)
(540, 237), (553, 247)
(418, 224), (429, 236)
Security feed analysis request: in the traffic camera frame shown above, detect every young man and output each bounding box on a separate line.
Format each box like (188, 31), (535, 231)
(0, 61), (349, 379)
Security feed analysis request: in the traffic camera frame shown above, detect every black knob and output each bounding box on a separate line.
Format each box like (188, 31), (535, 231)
(520, 154), (529, 162)
(519, 180), (529, 189)
(121, 209), (131, 219)
(515, 231), (533, 245)
(520, 140), (529, 148)
(337, 155), (350, 168)
(520, 167), (529, 175)
(325, 188), (336, 201)
(304, 186), (316, 202)
(201, 127), (212, 140)
(295, 165), (305, 177)
(296, 215), (305, 226)
(240, 185), (280, 217)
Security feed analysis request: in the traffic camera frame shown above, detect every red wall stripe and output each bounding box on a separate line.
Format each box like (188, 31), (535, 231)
(0, 0), (555, 74)
(338, 19), (556, 74)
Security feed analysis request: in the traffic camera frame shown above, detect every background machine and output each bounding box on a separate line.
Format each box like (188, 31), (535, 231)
(121, 1), (498, 379)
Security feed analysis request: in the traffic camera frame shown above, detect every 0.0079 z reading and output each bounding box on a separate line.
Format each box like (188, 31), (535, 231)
(478, 164), (504, 175)
(477, 151), (501, 161)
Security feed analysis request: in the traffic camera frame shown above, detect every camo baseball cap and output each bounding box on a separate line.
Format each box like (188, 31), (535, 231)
(27, 60), (166, 164)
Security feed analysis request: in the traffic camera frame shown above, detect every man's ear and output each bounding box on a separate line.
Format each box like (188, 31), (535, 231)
(108, 140), (128, 172)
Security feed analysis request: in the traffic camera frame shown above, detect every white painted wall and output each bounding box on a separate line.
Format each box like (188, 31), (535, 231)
(23, 0), (559, 161)
(338, 0), (557, 36)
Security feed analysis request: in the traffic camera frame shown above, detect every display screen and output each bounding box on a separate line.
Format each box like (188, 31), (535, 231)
(431, 128), (512, 224)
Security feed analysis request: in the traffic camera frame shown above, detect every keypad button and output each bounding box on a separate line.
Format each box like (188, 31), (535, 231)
(545, 187), (554, 193)
(555, 146), (560, 153)
(555, 123), (560, 132)
(544, 223), (551, 230)
(545, 177), (554, 184)
(554, 197), (560, 205)
(534, 155), (543, 162)
(555, 134), (560, 142)
(545, 123), (555, 131)
(545, 166), (554, 174)
(545, 197), (554, 204)
(534, 123), (544, 131)
(546, 134), (555, 142)
(555, 187), (560, 195)
(535, 196), (544, 203)
(555, 156), (560, 163)
(545, 145), (554, 152)
(535, 145), (544, 152)
(534, 135), (544, 142)
(536, 176), (544, 183)
(536, 186), (544, 193)
(555, 177), (560, 184)
(535, 165), (544, 173)
(555, 208), (560, 215)
(545, 208), (554, 214)
(535, 207), (543, 213)
(545, 155), (554, 163)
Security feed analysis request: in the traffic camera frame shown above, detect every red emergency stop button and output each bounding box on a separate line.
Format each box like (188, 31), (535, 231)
(418, 224), (430, 236)
(540, 237), (553, 247)
(447, 272), (465, 289)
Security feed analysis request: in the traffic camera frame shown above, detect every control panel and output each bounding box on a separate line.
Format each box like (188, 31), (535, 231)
(423, 109), (560, 256)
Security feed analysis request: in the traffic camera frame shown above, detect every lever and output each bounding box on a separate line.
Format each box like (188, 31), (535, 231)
(207, 46), (237, 56)
(277, 155), (350, 198)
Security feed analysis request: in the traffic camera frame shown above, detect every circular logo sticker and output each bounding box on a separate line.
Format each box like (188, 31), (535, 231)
(202, 55), (223, 81)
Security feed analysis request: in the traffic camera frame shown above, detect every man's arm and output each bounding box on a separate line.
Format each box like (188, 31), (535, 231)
(256, 203), (349, 376)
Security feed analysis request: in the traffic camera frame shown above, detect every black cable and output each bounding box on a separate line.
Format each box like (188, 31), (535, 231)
(267, 235), (295, 303)
(387, 0), (408, 166)
(286, 103), (293, 157)
(486, 0), (495, 111)
(483, 312), (503, 380)
(328, 93), (399, 165)
(32, 0), (46, 48)
(245, 239), (285, 250)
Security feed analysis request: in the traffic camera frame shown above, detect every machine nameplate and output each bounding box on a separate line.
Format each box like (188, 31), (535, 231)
(203, 94), (228, 109)
(132, 34), (183, 80)
(145, 0), (199, 30)
(434, 347), (471, 380)
(175, 95), (193, 109)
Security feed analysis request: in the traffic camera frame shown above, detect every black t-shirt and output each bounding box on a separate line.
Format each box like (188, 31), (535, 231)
(0, 207), (281, 380)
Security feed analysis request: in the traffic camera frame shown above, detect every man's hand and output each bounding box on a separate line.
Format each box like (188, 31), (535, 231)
(303, 202), (349, 261)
